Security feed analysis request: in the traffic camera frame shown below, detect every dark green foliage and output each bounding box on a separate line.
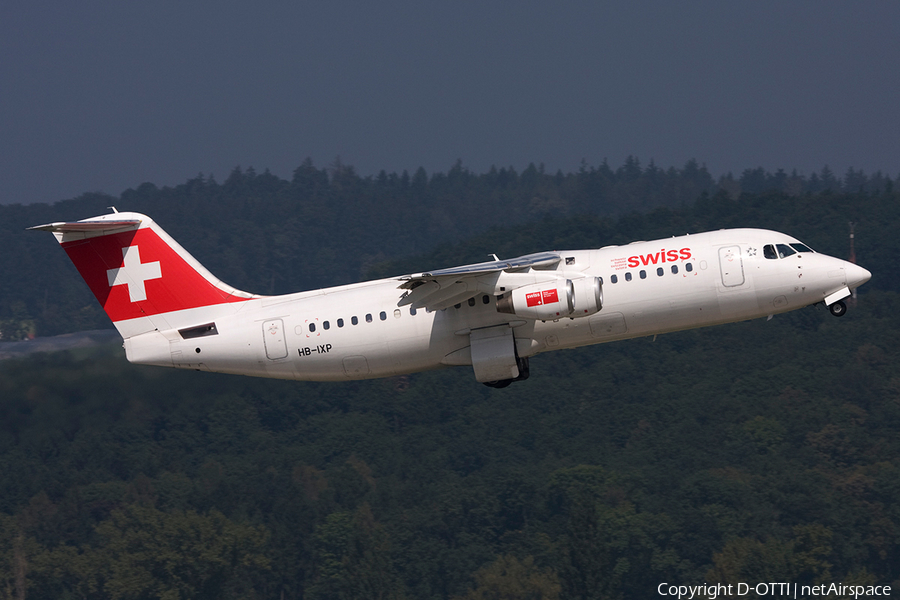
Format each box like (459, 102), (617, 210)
(1, 161), (900, 597)
(2, 293), (899, 597)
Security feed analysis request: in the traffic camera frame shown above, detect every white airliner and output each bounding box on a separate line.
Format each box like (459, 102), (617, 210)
(31, 211), (871, 387)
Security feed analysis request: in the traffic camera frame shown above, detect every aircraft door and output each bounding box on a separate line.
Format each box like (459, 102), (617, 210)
(718, 246), (745, 287)
(262, 319), (288, 360)
(342, 355), (370, 377)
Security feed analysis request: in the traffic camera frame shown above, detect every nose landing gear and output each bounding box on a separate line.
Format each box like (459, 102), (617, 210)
(828, 300), (847, 317)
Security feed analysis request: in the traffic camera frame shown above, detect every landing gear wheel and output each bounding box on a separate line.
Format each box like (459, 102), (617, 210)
(515, 355), (530, 382)
(482, 357), (530, 388)
(828, 300), (847, 317)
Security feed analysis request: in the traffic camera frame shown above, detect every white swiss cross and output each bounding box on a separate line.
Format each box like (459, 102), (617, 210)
(106, 246), (162, 303)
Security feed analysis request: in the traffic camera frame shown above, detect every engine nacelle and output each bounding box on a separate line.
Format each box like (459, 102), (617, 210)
(497, 280), (572, 320)
(496, 277), (602, 320)
(569, 276), (603, 317)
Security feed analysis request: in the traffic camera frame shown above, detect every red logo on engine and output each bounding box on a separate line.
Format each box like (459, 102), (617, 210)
(526, 289), (559, 307)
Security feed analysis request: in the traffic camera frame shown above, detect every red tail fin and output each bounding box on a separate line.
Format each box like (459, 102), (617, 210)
(30, 212), (255, 337)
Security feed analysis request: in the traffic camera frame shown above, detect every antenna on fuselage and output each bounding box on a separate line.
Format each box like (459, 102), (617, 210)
(849, 222), (858, 305)
(848, 222), (856, 264)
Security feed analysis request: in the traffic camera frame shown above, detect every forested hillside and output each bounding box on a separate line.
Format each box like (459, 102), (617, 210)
(1, 160), (899, 599)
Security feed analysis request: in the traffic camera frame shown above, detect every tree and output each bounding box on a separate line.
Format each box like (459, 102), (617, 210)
(454, 555), (560, 600)
(307, 504), (403, 600)
(93, 505), (269, 600)
(0, 515), (32, 600)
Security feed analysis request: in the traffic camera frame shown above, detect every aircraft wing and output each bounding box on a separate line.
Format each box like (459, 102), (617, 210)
(397, 252), (562, 311)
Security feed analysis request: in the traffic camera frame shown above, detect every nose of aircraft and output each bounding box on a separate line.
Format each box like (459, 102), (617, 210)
(846, 263), (872, 289)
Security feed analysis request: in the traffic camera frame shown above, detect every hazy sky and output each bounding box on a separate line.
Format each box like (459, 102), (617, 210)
(2, 1), (899, 204)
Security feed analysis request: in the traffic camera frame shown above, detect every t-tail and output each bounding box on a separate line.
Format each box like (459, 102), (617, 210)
(29, 211), (257, 362)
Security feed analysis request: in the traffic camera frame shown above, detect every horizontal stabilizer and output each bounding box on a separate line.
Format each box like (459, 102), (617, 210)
(28, 219), (142, 233)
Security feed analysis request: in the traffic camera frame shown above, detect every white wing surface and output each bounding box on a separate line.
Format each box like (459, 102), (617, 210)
(397, 252), (561, 311)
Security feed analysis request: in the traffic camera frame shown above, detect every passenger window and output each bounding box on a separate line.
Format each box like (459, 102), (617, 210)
(394, 309), (401, 318)
(454, 303), (461, 309)
(351, 316), (358, 325)
(482, 295), (490, 304)
(468, 297), (476, 307)
(366, 313), (373, 323)
(671, 265), (678, 274)
(611, 274), (618, 284)
(410, 307), (417, 316)
(764, 245), (778, 259)
(337, 318), (344, 328)
(777, 244), (796, 258)
(379, 311), (387, 321)
(640, 270), (647, 279)
(625, 272), (632, 282)
(657, 267), (664, 277)
(323, 321), (330, 330)
(309, 323), (316, 332)
(686, 263), (693, 272)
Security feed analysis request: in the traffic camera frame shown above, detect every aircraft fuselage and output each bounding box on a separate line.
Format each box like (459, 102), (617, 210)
(112, 226), (868, 383)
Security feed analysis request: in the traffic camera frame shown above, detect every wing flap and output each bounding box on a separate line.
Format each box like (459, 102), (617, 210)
(409, 281), (471, 310)
(423, 289), (480, 312)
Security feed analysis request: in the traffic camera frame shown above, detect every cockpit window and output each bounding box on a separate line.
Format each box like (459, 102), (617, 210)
(764, 244), (777, 259)
(789, 243), (814, 253)
(776, 244), (796, 258)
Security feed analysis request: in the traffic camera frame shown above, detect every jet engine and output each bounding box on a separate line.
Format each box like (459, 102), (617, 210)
(496, 277), (602, 320)
(569, 276), (603, 316)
